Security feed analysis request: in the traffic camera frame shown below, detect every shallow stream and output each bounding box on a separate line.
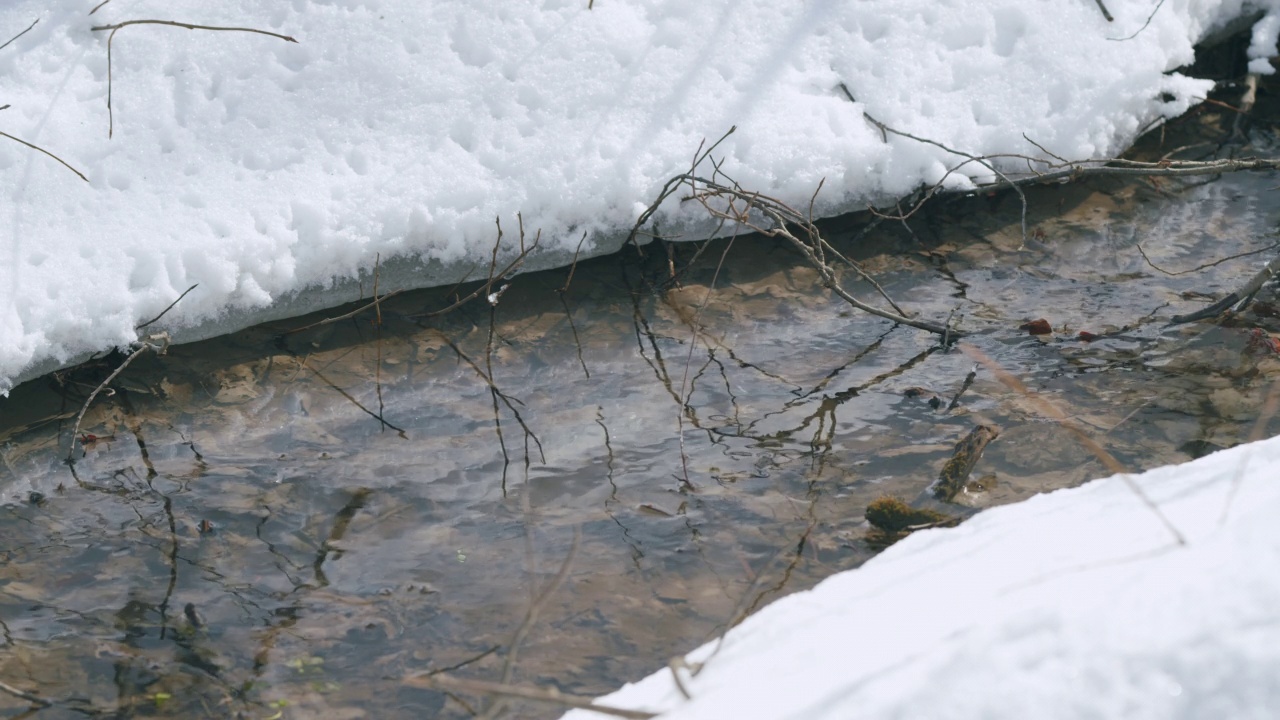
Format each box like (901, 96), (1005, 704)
(4, 101), (1280, 719)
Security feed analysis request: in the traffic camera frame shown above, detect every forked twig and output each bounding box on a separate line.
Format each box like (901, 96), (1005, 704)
(136, 283), (198, 330)
(89, 20), (298, 138)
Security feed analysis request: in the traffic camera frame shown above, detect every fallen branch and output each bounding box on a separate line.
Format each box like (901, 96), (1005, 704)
(89, 19), (298, 138)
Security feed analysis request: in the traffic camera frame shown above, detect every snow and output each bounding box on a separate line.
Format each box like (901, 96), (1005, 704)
(564, 435), (1280, 720)
(0, 0), (1274, 391)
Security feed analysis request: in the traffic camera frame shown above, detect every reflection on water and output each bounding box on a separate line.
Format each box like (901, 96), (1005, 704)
(4, 131), (1280, 717)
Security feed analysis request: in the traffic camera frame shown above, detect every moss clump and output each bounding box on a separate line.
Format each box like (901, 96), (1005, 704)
(865, 496), (953, 533)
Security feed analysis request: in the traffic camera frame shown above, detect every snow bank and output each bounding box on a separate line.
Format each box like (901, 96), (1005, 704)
(0, 0), (1273, 390)
(565, 435), (1280, 720)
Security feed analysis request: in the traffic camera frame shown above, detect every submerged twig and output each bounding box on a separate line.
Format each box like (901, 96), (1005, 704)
(406, 675), (655, 720)
(481, 528), (580, 719)
(0, 679), (53, 708)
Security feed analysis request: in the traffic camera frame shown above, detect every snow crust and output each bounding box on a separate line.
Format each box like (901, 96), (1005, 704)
(565, 435), (1280, 720)
(0, 0), (1275, 390)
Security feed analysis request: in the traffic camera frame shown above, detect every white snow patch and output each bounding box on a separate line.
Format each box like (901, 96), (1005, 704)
(0, 0), (1275, 390)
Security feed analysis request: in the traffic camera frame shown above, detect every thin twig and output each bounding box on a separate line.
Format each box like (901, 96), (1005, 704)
(678, 174), (959, 336)
(0, 131), (88, 181)
(0, 17), (37, 52)
(67, 334), (170, 459)
(422, 645), (501, 677)
(406, 675), (655, 719)
(90, 20), (297, 138)
(0, 679), (52, 708)
(88, 0), (113, 15)
(89, 19), (297, 41)
(481, 529), (580, 719)
(1093, 0), (1114, 22)
(1168, 251), (1280, 324)
(285, 290), (405, 335)
(135, 283), (198, 330)
(1109, 0), (1167, 41)
(558, 231), (589, 294)
(1136, 241), (1278, 277)
(863, 111), (1030, 243)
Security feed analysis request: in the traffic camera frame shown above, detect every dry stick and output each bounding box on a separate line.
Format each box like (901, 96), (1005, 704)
(422, 645), (502, 678)
(958, 342), (1186, 546)
(136, 283), (198, 330)
(303, 357), (407, 433)
(758, 206), (957, 336)
(673, 230), (737, 491)
(1093, 0), (1114, 21)
(0, 17), (37, 51)
(0, 130), (88, 182)
(90, 20), (297, 138)
(407, 675), (655, 720)
(88, 0), (113, 15)
(67, 334), (170, 459)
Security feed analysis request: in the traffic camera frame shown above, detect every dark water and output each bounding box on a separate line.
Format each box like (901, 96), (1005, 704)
(4, 105), (1280, 717)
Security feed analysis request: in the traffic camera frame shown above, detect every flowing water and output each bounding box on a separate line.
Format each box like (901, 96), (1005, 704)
(3, 92), (1280, 718)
